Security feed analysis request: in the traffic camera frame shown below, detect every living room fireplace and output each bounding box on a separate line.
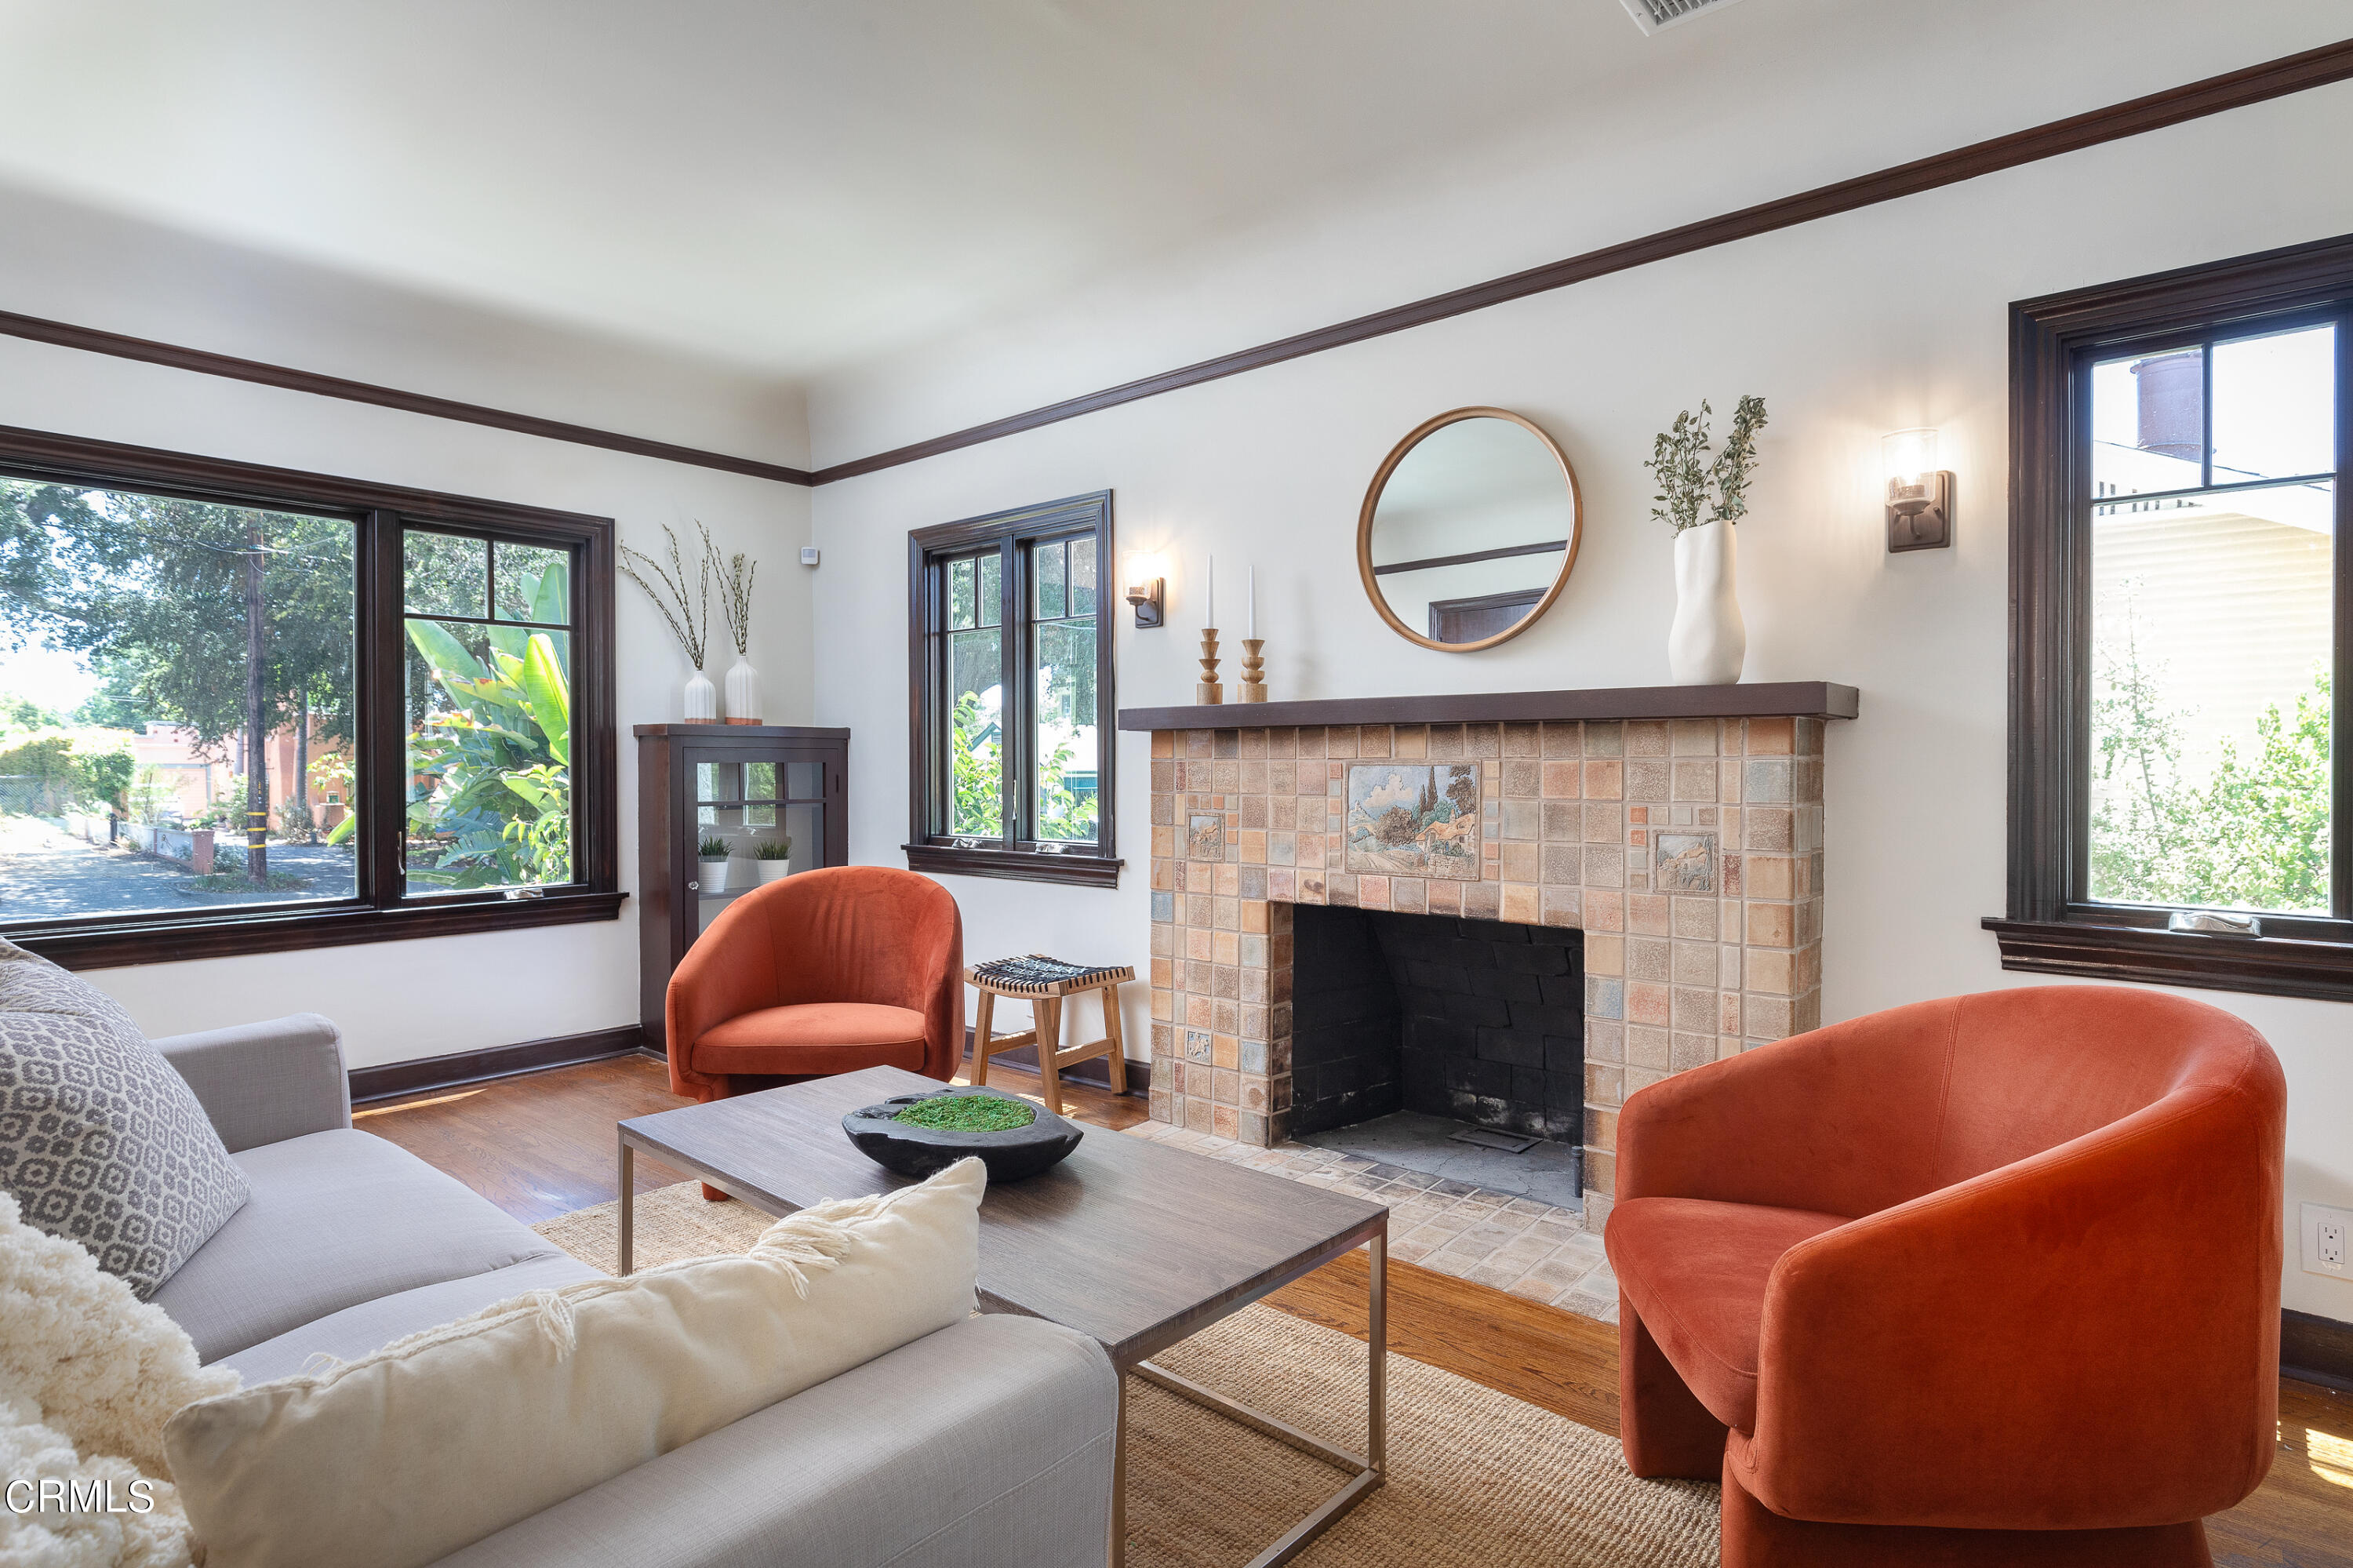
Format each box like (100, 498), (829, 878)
(1121, 682), (1855, 1228)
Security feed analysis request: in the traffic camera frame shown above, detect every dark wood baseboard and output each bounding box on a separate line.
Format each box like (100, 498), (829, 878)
(963, 1032), (1150, 1096)
(2283, 1307), (2353, 1394)
(349, 1026), (649, 1104)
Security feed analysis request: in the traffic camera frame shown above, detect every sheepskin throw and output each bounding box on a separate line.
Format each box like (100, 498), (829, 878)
(166, 1157), (987, 1568)
(0, 939), (247, 1298)
(0, 1188), (238, 1567)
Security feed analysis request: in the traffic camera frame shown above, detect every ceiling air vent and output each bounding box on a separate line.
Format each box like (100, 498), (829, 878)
(1618, 0), (1753, 35)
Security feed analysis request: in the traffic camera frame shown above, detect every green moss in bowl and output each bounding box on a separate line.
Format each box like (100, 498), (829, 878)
(892, 1094), (1036, 1133)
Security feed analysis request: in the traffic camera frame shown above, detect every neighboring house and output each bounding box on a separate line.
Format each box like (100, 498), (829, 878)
(129, 721), (350, 835)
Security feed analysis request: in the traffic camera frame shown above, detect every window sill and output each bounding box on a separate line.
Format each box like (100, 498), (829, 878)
(903, 842), (1122, 890)
(1984, 913), (2353, 1003)
(10, 890), (627, 971)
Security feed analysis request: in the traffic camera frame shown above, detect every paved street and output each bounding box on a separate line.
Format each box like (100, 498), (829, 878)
(0, 815), (355, 919)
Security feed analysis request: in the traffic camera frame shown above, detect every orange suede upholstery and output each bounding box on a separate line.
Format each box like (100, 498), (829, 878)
(1606, 987), (2284, 1567)
(664, 866), (963, 1103)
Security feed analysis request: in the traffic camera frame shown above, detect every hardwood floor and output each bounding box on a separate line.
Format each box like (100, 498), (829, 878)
(364, 1052), (2353, 1566)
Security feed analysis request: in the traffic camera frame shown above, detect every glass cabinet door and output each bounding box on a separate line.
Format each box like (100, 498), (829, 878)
(690, 748), (831, 933)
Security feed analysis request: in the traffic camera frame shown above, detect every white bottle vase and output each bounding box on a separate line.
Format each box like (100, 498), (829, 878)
(1667, 520), (1746, 686)
(683, 669), (718, 722)
(723, 654), (760, 726)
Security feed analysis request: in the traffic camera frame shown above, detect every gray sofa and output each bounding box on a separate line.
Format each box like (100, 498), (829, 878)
(149, 1013), (1119, 1568)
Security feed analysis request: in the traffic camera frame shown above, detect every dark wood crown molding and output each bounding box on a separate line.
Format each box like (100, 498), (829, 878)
(5, 40), (2350, 491)
(0, 307), (813, 486)
(811, 37), (2353, 486)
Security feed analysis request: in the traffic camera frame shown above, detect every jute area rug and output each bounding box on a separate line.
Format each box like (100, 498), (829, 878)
(537, 1183), (1719, 1568)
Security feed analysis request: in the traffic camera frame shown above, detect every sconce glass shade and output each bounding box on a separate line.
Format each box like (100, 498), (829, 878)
(1122, 551), (1167, 628)
(1122, 551), (1167, 598)
(1883, 427), (1940, 490)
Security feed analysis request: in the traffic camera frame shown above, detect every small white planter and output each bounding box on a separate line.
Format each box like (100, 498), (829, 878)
(753, 859), (792, 885)
(1667, 519), (1746, 686)
(683, 670), (718, 723)
(724, 654), (760, 726)
(697, 857), (730, 894)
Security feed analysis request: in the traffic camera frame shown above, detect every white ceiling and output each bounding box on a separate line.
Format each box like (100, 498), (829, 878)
(0, 0), (1773, 381)
(4, 0), (2343, 404)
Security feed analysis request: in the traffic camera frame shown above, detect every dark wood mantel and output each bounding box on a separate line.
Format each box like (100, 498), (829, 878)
(1115, 680), (1858, 732)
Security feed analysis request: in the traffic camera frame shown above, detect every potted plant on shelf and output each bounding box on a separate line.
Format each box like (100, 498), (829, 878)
(697, 835), (732, 894)
(752, 837), (793, 884)
(1646, 394), (1767, 686)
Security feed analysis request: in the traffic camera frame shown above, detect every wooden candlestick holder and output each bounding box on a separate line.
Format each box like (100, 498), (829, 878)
(1195, 628), (1224, 704)
(1239, 638), (1267, 702)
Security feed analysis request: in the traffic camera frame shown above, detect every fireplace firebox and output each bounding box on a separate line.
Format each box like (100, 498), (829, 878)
(1291, 906), (1584, 1144)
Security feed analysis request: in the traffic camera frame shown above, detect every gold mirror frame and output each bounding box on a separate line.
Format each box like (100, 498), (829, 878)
(1355, 406), (1583, 653)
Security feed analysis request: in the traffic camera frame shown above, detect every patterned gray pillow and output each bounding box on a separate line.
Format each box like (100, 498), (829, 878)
(0, 938), (249, 1297)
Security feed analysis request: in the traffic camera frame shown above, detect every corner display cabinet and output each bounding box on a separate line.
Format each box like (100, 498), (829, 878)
(635, 724), (849, 1048)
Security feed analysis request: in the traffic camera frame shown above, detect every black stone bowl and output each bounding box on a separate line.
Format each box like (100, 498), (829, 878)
(842, 1086), (1084, 1183)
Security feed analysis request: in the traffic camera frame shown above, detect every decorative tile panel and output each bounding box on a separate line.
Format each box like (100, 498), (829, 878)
(1341, 762), (1482, 881)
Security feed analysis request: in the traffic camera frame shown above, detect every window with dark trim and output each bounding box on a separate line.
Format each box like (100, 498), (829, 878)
(0, 424), (620, 969)
(1988, 235), (2353, 1000)
(905, 493), (1118, 888)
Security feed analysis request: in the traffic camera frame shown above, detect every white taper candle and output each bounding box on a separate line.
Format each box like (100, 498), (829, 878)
(1206, 552), (1215, 628)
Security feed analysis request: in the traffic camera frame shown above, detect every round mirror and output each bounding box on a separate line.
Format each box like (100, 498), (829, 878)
(1356, 407), (1582, 652)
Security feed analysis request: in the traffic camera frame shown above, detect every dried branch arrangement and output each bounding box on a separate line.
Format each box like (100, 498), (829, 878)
(619, 523), (711, 670)
(1646, 395), (1769, 531)
(709, 522), (757, 659)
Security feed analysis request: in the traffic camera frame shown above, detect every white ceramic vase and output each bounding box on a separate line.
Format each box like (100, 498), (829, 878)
(724, 653), (760, 725)
(697, 857), (730, 894)
(683, 669), (718, 722)
(1667, 520), (1746, 686)
(755, 858), (792, 885)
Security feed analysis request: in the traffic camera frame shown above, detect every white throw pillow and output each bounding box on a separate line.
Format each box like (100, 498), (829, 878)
(164, 1158), (986, 1568)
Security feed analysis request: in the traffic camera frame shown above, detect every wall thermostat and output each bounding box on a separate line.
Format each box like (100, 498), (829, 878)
(799, 547), (820, 567)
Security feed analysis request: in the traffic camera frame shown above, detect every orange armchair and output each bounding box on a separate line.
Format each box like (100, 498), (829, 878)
(1605, 987), (2283, 1567)
(664, 866), (963, 1104)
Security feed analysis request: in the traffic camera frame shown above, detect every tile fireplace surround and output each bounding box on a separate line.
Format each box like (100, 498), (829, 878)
(1119, 683), (1858, 1231)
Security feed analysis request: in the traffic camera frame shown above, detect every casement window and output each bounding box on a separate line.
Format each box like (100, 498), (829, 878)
(905, 493), (1119, 888)
(0, 425), (618, 967)
(1989, 236), (2352, 999)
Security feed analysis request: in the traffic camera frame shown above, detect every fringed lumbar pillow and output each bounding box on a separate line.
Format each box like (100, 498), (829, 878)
(165, 1156), (987, 1568)
(0, 1189), (240, 1568)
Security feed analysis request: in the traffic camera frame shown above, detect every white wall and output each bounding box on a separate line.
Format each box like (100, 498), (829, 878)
(0, 200), (813, 1070)
(807, 82), (2353, 1319)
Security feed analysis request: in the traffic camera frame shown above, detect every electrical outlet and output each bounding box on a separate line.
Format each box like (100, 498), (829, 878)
(2304, 1202), (2353, 1276)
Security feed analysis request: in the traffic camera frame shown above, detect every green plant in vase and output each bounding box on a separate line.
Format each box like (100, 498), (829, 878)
(697, 834), (733, 895)
(751, 836), (795, 885)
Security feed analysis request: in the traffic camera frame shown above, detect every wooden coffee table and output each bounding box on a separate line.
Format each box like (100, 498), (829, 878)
(617, 1066), (1387, 1568)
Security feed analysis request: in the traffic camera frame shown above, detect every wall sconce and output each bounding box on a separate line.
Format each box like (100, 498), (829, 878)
(1884, 427), (1954, 553)
(1122, 551), (1166, 628)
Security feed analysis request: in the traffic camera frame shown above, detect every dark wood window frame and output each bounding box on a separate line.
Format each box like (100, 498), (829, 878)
(1986, 233), (2353, 1001)
(0, 423), (621, 970)
(904, 492), (1120, 890)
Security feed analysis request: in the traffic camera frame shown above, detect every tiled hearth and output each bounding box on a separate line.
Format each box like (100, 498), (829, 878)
(1124, 1119), (1618, 1319)
(1133, 693), (1849, 1230)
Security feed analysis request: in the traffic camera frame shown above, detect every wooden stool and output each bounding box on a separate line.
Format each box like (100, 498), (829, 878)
(965, 955), (1133, 1116)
